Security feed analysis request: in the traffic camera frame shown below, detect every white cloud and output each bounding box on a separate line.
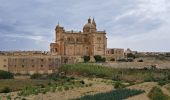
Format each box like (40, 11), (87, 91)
(0, 0), (170, 51)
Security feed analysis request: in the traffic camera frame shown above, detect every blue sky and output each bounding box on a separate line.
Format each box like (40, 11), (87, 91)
(0, 0), (170, 52)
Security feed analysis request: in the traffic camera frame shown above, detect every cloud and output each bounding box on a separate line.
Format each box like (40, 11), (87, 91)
(0, 0), (170, 51)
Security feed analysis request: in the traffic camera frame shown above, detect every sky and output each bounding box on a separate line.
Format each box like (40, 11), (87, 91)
(0, 0), (170, 52)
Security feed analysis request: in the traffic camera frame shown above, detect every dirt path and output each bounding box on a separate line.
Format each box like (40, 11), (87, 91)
(126, 82), (170, 100)
(26, 83), (112, 100)
(126, 82), (158, 100)
(161, 85), (170, 96)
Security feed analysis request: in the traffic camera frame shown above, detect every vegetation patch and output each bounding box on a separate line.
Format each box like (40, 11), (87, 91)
(83, 56), (90, 63)
(94, 55), (106, 62)
(114, 81), (125, 89)
(59, 63), (113, 78)
(0, 87), (11, 93)
(59, 63), (170, 82)
(148, 86), (170, 100)
(0, 79), (50, 92)
(0, 70), (14, 79)
(74, 89), (144, 100)
(18, 75), (89, 97)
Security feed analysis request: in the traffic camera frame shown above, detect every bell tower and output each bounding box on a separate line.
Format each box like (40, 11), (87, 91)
(55, 23), (64, 42)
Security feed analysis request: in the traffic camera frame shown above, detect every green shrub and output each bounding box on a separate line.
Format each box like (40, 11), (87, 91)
(57, 86), (63, 92)
(83, 56), (90, 63)
(47, 73), (60, 81)
(167, 74), (170, 80)
(101, 58), (106, 62)
(64, 86), (69, 91)
(0, 87), (11, 93)
(94, 55), (106, 62)
(85, 83), (92, 87)
(6, 95), (11, 100)
(127, 53), (135, 59)
(52, 86), (56, 92)
(80, 80), (85, 84)
(18, 86), (51, 96)
(0, 70), (14, 79)
(158, 80), (169, 86)
(144, 74), (155, 82)
(114, 81), (125, 89)
(94, 55), (102, 62)
(148, 86), (170, 100)
(18, 86), (35, 96)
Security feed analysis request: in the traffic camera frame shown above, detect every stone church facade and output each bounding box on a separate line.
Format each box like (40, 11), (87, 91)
(50, 18), (107, 58)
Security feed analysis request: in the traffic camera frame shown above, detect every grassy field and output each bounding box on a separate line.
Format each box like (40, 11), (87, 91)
(0, 79), (50, 92)
(0, 74), (88, 94)
(59, 63), (170, 82)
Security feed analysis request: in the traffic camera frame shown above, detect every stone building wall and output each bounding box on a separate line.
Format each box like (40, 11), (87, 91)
(0, 55), (61, 75)
(0, 56), (8, 71)
(106, 48), (124, 61)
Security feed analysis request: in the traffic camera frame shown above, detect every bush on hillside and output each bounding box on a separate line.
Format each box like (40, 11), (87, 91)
(158, 80), (169, 86)
(0, 70), (14, 79)
(148, 86), (170, 100)
(114, 81), (125, 89)
(94, 55), (106, 62)
(127, 53), (136, 59)
(83, 56), (90, 63)
(0, 87), (11, 93)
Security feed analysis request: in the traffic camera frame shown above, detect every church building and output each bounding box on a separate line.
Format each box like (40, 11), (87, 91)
(50, 18), (107, 58)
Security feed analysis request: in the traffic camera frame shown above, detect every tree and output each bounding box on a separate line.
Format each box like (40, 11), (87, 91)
(0, 70), (14, 79)
(94, 55), (106, 62)
(127, 53), (135, 59)
(83, 56), (90, 63)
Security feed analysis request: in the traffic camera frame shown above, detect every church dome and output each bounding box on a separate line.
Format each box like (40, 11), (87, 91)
(83, 18), (97, 32)
(83, 23), (96, 29)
